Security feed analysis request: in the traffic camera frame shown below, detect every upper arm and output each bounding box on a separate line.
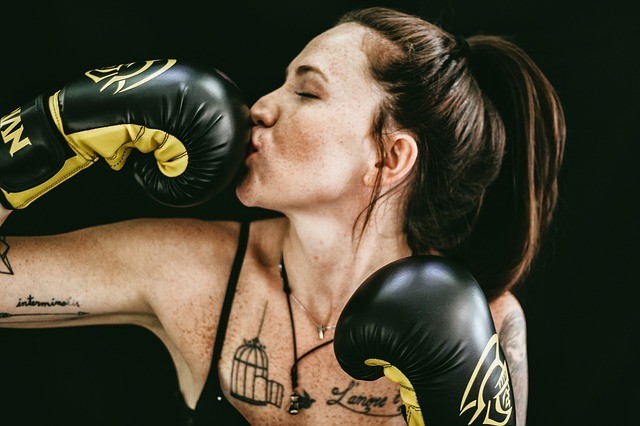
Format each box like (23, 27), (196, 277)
(489, 292), (529, 425)
(0, 218), (237, 330)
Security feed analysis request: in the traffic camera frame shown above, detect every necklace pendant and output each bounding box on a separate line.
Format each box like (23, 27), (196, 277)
(318, 327), (324, 340)
(288, 392), (301, 415)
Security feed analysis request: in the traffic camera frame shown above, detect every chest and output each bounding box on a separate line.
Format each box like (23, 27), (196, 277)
(215, 268), (407, 425)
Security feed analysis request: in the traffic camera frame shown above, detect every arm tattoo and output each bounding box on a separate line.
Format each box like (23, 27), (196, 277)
(0, 311), (89, 323)
(1, 235), (13, 275)
(500, 309), (529, 426)
(0, 294), (88, 323)
(16, 294), (81, 308)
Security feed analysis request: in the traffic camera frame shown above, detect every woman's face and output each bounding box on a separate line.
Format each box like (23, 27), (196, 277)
(236, 23), (385, 215)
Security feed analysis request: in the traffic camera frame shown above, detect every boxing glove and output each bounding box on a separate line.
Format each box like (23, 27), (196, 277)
(334, 255), (515, 426)
(0, 59), (250, 209)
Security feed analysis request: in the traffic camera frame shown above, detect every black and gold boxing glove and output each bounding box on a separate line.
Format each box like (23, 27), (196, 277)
(334, 256), (516, 426)
(0, 59), (250, 209)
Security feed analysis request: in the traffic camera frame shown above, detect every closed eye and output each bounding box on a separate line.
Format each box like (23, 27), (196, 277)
(295, 92), (319, 99)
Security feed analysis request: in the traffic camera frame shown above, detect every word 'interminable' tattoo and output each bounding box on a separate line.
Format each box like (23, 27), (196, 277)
(0, 294), (87, 323)
(327, 380), (403, 417)
(1, 236), (13, 275)
(16, 294), (81, 308)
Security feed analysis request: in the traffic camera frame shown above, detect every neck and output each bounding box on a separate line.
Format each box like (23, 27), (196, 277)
(280, 206), (411, 326)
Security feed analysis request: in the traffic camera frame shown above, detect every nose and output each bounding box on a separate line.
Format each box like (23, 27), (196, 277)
(250, 91), (278, 127)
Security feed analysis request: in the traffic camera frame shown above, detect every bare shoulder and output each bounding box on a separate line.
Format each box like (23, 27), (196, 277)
(123, 218), (243, 315)
(142, 216), (287, 319)
(106, 216), (241, 252)
(115, 217), (240, 275)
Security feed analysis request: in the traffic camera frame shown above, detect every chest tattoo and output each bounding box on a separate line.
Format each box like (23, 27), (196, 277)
(327, 380), (403, 417)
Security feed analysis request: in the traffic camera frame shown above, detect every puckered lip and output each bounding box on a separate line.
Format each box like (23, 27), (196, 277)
(247, 141), (258, 157)
(247, 127), (262, 158)
(247, 126), (260, 155)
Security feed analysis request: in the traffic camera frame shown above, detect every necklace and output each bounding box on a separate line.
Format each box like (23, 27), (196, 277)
(280, 256), (334, 415)
(289, 292), (336, 340)
(279, 261), (337, 340)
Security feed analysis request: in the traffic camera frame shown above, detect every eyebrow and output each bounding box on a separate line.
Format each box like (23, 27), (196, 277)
(285, 64), (329, 82)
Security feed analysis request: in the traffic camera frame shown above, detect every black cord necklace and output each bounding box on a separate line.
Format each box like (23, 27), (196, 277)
(280, 256), (334, 415)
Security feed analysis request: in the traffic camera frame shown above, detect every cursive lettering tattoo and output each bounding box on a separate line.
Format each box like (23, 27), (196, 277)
(0, 236), (13, 275)
(16, 294), (81, 308)
(327, 380), (403, 417)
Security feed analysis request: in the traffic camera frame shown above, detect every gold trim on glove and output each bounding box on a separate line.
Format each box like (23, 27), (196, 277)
(365, 358), (425, 426)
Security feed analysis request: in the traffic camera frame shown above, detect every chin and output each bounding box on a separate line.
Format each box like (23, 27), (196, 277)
(235, 171), (299, 213)
(236, 184), (286, 214)
(235, 184), (253, 207)
(235, 176), (263, 208)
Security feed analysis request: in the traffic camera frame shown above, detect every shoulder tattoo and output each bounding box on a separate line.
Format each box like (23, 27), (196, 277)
(1, 236), (14, 275)
(500, 305), (529, 425)
(500, 308), (527, 368)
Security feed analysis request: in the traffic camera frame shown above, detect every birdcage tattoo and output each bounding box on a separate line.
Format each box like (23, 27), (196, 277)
(230, 336), (284, 408)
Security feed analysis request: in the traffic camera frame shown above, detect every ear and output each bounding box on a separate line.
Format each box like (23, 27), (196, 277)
(364, 132), (418, 188)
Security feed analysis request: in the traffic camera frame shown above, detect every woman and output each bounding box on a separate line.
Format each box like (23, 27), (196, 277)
(0, 6), (565, 425)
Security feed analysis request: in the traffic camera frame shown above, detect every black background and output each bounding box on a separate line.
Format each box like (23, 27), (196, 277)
(0, 0), (637, 425)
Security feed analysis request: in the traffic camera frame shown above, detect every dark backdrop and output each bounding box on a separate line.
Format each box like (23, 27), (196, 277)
(0, 1), (637, 425)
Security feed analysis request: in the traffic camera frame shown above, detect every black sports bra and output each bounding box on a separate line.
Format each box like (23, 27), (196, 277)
(176, 221), (251, 425)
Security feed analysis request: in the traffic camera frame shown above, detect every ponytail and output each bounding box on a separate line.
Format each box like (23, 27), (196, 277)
(451, 36), (566, 299)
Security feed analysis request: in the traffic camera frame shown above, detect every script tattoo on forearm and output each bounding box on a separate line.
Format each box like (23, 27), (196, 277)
(326, 380), (403, 417)
(0, 294), (89, 323)
(0, 236), (13, 275)
(16, 294), (81, 308)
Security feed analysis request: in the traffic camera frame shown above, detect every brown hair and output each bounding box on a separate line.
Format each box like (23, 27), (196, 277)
(338, 7), (566, 300)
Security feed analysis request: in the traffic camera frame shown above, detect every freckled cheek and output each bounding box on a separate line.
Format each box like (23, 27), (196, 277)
(276, 115), (333, 164)
(283, 129), (319, 163)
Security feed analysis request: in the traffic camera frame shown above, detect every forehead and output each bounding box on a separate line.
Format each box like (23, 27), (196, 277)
(289, 23), (374, 85)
